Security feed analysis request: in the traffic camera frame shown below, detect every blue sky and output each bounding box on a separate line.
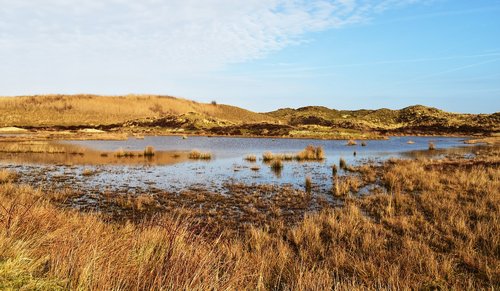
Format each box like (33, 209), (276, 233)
(0, 0), (499, 113)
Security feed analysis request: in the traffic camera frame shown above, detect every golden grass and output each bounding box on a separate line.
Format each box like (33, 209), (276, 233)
(305, 176), (312, 193)
(428, 141), (436, 150)
(262, 145), (325, 162)
(0, 141), (83, 154)
(81, 168), (94, 176)
(332, 175), (362, 196)
(296, 145), (325, 161)
(143, 146), (155, 157)
(115, 147), (141, 158)
(188, 150), (212, 160)
(332, 164), (338, 176)
(244, 154), (257, 162)
(262, 152), (274, 162)
(339, 157), (347, 170)
(0, 169), (16, 184)
(0, 148), (498, 289)
(0, 95), (274, 127)
(270, 159), (283, 172)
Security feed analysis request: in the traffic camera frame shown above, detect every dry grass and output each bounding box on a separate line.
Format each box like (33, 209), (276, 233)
(0, 141), (83, 154)
(188, 150), (212, 160)
(0, 95), (274, 127)
(0, 148), (498, 289)
(296, 145), (325, 161)
(244, 154), (257, 162)
(115, 148), (139, 158)
(332, 175), (362, 196)
(305, 176), (312, 193)
(143, 146), (155, 157)
(332, 164), (338, 177)
(81, 168), (94, 176)
(250, 165), (260, 171)
(428, 141), (436, 150)
(262, 152), (274, 162)
(339, 157), (347, 170)
(0, 169), (16, 184)
(262, 145), (325, 162)
(270, 159), (283, 172)
(347, 139), (357, 146)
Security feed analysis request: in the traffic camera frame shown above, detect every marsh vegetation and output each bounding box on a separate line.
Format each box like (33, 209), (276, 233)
(0, 145), (498, 289)
(188, 150), (212, 160)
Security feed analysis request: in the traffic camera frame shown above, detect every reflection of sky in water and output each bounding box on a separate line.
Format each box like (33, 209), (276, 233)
(4, 136), (474, 194)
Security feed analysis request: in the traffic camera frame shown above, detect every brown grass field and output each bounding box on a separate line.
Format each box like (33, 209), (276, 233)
(0, 94), (274, 127)
(0, 95), (497, 139)
(0, 146), (498, 289)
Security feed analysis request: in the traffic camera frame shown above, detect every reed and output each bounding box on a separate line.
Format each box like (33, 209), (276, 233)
(144, 146), (156, 157)
(339, 158), (347, 170)
(347, 140), (357, 146)
(0, 169), (16, 184)
(189, 150), (212, 160)
(0, 148), (497, 289)
(263, 146), (325, 163)
(262, 152), (274, 162)
(296, 145), (325, 161)
(270, 159), (283, 172)
(81, 168), (94, 176)
(305, 176), (312, 193)
(244, 154), (257, 162)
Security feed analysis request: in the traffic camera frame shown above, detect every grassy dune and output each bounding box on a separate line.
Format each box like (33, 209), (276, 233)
(0, 147), (498, 289)
(0, 94), (274, 127)
(266, 105), (500, 135)
(0, 95), (498, 137)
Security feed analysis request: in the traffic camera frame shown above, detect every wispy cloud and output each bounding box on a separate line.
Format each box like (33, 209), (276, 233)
(0, 0), (423, 71)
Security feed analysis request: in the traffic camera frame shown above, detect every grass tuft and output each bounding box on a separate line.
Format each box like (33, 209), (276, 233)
(0, 169), (16, 184)
(305, 176), (312, 193)
(189, 150), (212, 160)
(339, 158), (347, 170)
(144, 146), (155, 157)
(245, 154), (257, 162)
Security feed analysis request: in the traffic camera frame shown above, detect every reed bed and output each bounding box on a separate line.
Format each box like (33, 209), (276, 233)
(244, 154), (257, 162)
(188, 150), (212, 160)
(0, 141), (82, 154)
(262, 145), (325, 162)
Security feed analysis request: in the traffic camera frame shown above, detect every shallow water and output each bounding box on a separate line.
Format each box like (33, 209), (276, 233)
(0, 136), (476, 195)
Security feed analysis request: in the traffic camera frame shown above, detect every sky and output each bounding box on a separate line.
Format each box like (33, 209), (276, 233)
(0, 0), (499, 113)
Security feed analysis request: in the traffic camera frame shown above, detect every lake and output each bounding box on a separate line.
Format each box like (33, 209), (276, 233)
(0, 135), (477, 195)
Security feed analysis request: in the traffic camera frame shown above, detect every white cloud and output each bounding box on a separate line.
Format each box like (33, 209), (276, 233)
(0, 0), (421, 72)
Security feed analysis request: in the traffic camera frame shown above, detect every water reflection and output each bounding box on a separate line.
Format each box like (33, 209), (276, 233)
(0, 136), (477, 195)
